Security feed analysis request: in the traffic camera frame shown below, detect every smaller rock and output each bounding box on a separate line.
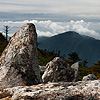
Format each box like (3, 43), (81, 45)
(71, 62), (79, 82)
(82, 74), (97, 81)
(42, 57), (74, 83)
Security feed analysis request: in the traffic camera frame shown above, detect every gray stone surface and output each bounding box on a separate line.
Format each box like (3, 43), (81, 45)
(71, 62), (80, 82)
(1, 80), (100, 100)
(82, 74), (97, 81)
(0, 23), (41, 88)
(39, 65), (46, 72)
(42, 57), (75, 83)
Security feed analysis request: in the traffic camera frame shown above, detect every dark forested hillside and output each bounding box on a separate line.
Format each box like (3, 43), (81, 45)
(38, 31), (100, 65)
(0, 33), (8, 56)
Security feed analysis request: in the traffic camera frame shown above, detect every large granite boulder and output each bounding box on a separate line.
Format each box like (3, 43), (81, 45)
(0, 23), (41, 88)
(71, 62), (79, 82)
(82, 74), (97, 81)
(42, 57), (75, 83)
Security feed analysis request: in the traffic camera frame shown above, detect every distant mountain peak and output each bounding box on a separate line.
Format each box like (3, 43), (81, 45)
(65, 31), (79, 34)
(57, 31), (80, 37)
(38, 31), (100, 65)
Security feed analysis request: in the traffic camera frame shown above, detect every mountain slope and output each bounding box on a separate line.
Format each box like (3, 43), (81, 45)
(0, 33), (8, 56)
(38, 31), (100, 65)
(38, 36), (49, 43)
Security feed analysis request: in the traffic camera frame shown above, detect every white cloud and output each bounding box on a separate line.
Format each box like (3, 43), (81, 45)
(68, 20), (100, 38)
(37, 30), (53, 37)
(0, 20), (100, 40)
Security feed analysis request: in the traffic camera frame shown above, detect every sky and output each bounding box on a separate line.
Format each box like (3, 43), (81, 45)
(0, 0), (100, 39)
(0, 0), (100, 15)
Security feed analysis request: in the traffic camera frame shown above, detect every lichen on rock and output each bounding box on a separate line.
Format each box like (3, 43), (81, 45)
(1, 80), (100, 100)
(0, 23), (41, 88)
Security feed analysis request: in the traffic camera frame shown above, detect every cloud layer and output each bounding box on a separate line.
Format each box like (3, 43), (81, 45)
(0, 0), (100, 15)
(0, 20), (100, 40)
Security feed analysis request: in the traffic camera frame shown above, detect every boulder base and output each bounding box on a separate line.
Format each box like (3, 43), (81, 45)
(1, 80), (100, 100)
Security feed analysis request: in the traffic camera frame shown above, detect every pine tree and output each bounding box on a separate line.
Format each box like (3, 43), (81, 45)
(68, 52), (81, 64)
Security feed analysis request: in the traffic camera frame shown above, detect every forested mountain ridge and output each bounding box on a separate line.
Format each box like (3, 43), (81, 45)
(38, 31), (100, 65)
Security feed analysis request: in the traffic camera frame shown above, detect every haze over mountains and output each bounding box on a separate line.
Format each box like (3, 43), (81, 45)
(38, 31), (100, 65)
(0, 12), (100, 40)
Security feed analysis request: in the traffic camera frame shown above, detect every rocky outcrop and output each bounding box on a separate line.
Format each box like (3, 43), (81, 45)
(71, 62), (79, 82)
(0, 80), (100, 100)
(82, 74), (97, 81)
(0, 23), (41, 88)
(42, 57), (75, 83)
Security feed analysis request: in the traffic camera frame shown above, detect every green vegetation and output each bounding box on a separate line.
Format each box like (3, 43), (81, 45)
(79, 62), (100, 80)
(38, 48), (59, 66)
(0, 33), (8, 56)
(67, 52), (100, 80)
(38, 50), (100, 80)
(68, 52), (81, 65)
